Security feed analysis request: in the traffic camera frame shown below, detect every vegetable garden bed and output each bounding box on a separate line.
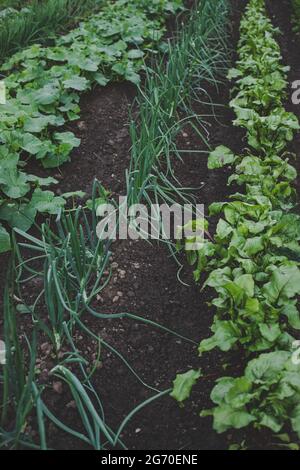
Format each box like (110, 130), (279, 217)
(1, 0), (300, 451)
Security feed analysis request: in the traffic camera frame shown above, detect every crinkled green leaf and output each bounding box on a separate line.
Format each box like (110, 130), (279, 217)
(208, 146), (235, 169)
(30, 189), (66, 215)
(63, 76), (89, 91)
(170, 369), (202, 403)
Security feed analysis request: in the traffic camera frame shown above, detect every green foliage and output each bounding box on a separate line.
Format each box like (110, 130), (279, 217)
(0, 0), (105, 64)
(1, 180), (192, 449)
(171, 370), (202, 404)
(0, 264), (37, 449)
(127, 0), (230, 205)
(193, 0), (300, 356)
(0, 0), (183, 239)
(207, 352), (300, 437)
(208, 146), (235, 170)
(173, 0), (300, 443)
(291, 0), (300, 33)
(0, 0), (30, 11)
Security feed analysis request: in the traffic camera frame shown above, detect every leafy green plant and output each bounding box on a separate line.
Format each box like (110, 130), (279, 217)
(171, 369), (202, 404)
(204, 352), (300, 437)
(194, 147), (300, 354)
(188, 0), (300, 356)
(0, 0), (183, 242)
(172, 0), (300, 444)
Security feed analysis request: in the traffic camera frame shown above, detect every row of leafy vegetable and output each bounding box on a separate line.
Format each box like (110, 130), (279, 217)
(0, 0), (183, 252)
(172, 0), (300, 444)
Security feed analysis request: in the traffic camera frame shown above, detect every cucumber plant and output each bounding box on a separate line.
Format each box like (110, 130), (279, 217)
(0, 0), (184, 251)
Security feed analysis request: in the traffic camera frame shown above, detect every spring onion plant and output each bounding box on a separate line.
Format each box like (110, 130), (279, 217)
(0, 261), (38, 449)
(127, 0), (230, 206)
(0, 180), (196, 449)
